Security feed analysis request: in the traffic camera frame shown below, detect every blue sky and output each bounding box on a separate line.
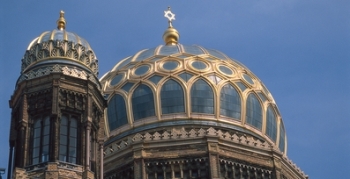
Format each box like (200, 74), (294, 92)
(0, 1), (349, 178)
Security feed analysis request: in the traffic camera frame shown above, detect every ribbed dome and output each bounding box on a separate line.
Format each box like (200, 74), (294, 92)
(27, 29), (92, 51)
(17, 11), (100, 89)
(101, 44), (287, 154)
(22, 29), (98, 75)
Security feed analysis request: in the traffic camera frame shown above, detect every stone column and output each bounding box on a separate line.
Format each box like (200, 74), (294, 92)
(50, 114), (59, 161)
(7, 142), (14, 179)
(86, 122), (91, 170)
(99, 141), (104, 179)
(273, 155), (282, 179)
(18, 122), (27, 168)
(133, 143), (145, 179)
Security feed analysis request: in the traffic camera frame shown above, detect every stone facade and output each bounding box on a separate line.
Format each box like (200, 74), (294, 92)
(9, 71), (105, 178)
(104, 127), (307, 179)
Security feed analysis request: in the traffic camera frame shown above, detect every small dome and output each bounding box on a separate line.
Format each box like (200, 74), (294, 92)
(101, 44), (287, 154)
(20, 11), (98, 78)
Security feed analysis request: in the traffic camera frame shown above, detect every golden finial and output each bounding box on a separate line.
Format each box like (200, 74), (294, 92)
(163, 7), (179, 45)
(57, 10), (66, 30)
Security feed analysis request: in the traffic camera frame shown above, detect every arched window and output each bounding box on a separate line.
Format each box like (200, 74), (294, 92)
(246, 93), (262, 130)
(107, 94), (128, 130)
(279, 123), (286, 152)
(191, 79), (214, 114)
(59, 115), (78, 164)
(132, 84), (155, 120)
(220, 84), (241, 119)
(266, 105), (277, 141)
(161, 79), (185, 114)
(31, 116), (50, 165)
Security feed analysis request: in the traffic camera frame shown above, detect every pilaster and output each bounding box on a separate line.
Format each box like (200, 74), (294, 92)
(207, 136), (220, 179)
(133, 143), (145, 179)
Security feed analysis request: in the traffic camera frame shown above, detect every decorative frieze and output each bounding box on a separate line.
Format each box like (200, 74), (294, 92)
(58, 89), (86, 110)
(27, 89), (52, 112)
(17, 64), (101, 90)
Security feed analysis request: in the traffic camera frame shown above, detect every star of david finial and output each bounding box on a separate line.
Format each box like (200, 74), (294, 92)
(164, 7), (175, 27)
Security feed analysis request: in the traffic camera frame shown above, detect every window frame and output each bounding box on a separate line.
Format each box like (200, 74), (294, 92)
(30, 115), (50, 165)
(245, 93), (263, 130)
(160, 79), (185, 114)
(59, 114), (79, 164)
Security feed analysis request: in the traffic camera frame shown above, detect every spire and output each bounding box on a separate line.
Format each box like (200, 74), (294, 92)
(57, 10), (66, 30)
(163, 7), (179, 45)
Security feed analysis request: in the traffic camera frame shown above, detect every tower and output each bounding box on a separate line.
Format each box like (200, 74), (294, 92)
(8, 11), (105, 179)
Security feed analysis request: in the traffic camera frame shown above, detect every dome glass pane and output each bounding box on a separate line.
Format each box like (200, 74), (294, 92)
(191, 79), (214, 114)
(258, 92), (268, 102)
(107, 94), (128, 131)
(116, 57), (133, 70)
(206, 49), (227, 60)
(191, 61), (207, 70)
(150, 57), (164, 62)
(54, 31), (64, 41)
(121, 82), (135, 92)
(135, 48), (155, 62)
(148, 75), (163, 85)
(220, 84), (241, 120)
(41, 33), (51, 42)
(219, 66), (233, 75)
(208, 75), (222, 85)
(243, 74), (254, 85)
(161, 79), (185, 114)
(135, 65), (149, 76)
(246, 93), (262, 130)
(183, 45), (205, 55)
(110, 74), (124, 86)
(179, 72), (193, 82)
(163, 61), (179, 70)
(279, 123), (286, 152)
(159, 45), (179, 55)
(235, 82), (247, 91)
(266, 105), (277, 142)
(132, 84), (155, 120)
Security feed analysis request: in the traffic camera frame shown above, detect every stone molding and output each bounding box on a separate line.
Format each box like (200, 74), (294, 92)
(104, 127), (271, 157)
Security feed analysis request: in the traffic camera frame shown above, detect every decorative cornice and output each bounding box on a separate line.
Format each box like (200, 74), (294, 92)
(104, 127), (271, 158)
(282, 156), (308, 178)
(17, 64), (101, 90)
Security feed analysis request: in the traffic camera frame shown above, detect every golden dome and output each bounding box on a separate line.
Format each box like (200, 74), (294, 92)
(101, 44), (287, 154)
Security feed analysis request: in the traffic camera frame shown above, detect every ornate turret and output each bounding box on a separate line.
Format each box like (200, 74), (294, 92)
(8, 11), (105, 179)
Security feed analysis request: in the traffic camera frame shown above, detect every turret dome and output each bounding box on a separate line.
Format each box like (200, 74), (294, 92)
(18, 11), (99, 87)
